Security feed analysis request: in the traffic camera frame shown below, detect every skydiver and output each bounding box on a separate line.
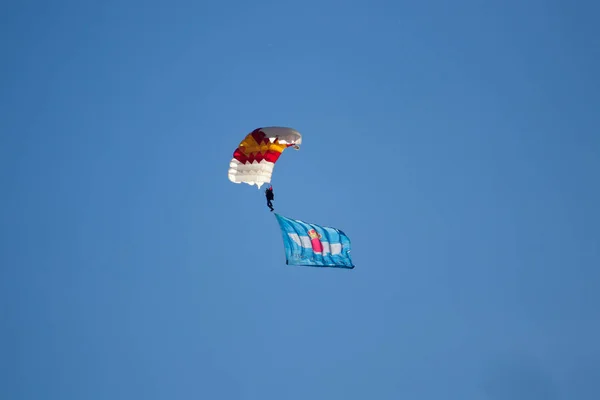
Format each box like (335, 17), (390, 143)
(265, 186), (274, 211)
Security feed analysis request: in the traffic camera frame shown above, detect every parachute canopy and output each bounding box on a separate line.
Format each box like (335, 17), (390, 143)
(228, 127), (302, 188)
(274, 213), (354, 269)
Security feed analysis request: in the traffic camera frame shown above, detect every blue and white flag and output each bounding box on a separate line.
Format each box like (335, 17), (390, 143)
(274, 213), (355, 269)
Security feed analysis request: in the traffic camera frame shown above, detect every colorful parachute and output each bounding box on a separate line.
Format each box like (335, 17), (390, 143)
(228, 127), (302, 188)
(274, 213), (355, 269)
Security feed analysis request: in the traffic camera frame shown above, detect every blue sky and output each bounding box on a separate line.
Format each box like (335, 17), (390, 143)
(1, 1), (599, 399)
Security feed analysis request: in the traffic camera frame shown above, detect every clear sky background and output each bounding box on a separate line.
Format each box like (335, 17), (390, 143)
(1, 1), (599, 399)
